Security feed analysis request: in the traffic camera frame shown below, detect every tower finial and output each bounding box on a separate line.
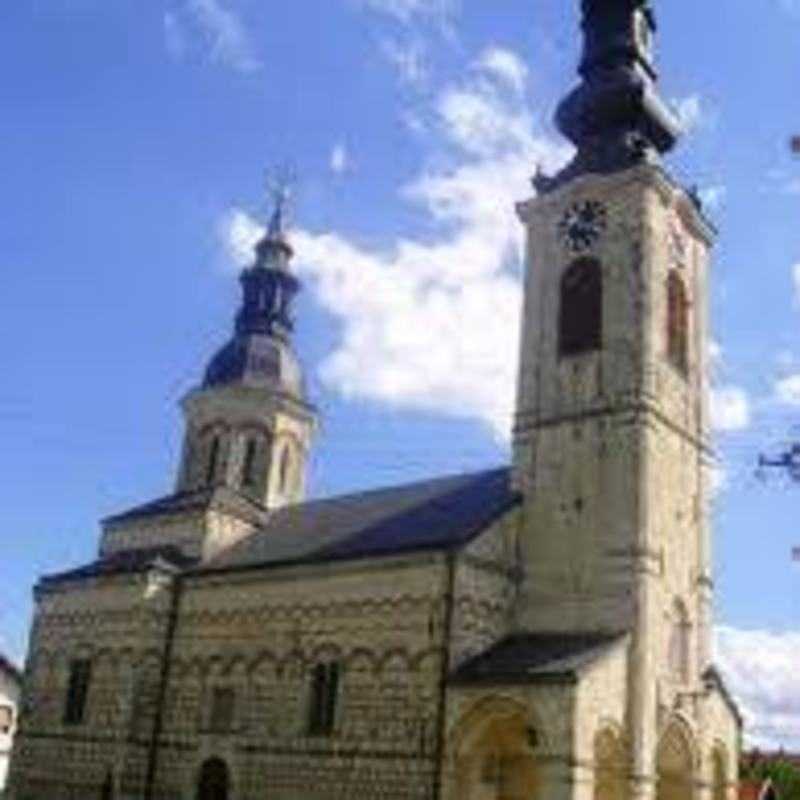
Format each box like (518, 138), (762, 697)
(541, 0), (680, 191)
(263, 163), (295, 245)
(255, 165), (296, 267)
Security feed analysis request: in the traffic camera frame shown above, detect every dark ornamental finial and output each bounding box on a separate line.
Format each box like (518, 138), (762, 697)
(233, 169), (301, 341)
(543, 0), (681, 192)
(254, 164), (296, 268)
(201, 169), (305, 392)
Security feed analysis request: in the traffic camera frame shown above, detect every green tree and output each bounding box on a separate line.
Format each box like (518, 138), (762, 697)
(743, 757), (800, 800)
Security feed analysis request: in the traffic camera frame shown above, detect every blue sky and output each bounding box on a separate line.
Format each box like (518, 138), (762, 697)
(2, 0), (800, 745)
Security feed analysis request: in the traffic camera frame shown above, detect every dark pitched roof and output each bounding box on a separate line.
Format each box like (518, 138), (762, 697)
(450, 632), (627, 686)
(103, 485), (269, 527)
(0, 652), (22, 684)
(703, 665), (744, 729)
(40, 546), (198, 586)
(41, 468), (519, 586)
(199, 467), (518, 573)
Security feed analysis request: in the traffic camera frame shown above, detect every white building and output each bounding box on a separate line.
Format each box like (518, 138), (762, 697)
(0, 653), (21, 796)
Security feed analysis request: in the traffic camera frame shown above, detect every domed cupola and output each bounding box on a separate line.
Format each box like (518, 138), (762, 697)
(175, 193), (317, 510)
(202, 203), (305, 398)
(535, 0), (682, 193)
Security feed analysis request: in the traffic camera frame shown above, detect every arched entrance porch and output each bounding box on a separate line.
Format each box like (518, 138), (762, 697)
(450, 697), (543, 800)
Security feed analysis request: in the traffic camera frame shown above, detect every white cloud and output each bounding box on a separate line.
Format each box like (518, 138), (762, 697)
(707, 463), (729, 497)
(165, 0), (261, 73)
(672, 94), (706, 134)
(221, 208), (262, 266)
(711, 386), (751, 432)
(699, 185), (727, 211)
(716, 626), (800, 749)
(358, 0), (456, 28)
(708, 340), (723, 376)
(380, 38), (429, 86)
(475, 47), (529, 95)
(164, 12), (188, 61)
(221, 56), (571, 439)
(775, 373), (800, 405)
(330, 142), (353, 175)
(708, 342), (750, 433)
(792, 263), (800, 307)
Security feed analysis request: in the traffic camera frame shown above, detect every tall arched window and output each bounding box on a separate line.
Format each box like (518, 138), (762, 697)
(668, 600), (691, 683)
(667, 271), (689, 374)
(559, 258), (603, 357)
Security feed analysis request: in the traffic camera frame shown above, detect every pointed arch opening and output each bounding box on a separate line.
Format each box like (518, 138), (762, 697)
(666, 270), (689, 374)
(656, 721), (695, 800)
(712, 745), (728, 800)
(452, 698), (542, 800)
(559, 257), (603, 357)
(196, 757), (229, 800)
(594, 727), (629, 800)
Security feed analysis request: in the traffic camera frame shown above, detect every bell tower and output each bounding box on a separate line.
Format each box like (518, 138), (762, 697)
(176, 194), (316, 509)
(513, 0), (716, 702)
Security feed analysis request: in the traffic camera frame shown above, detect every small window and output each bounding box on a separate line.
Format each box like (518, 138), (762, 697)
(63, 659), (92, 725)
(308, 662), (340, 736)
(667, 271), (689, 374)
(242, 438), (257, 488)
(558, 258), (603, 357)
(206, 436), (220, 485)
(0, 704), (13, 734)
(209, 686), (236, 732)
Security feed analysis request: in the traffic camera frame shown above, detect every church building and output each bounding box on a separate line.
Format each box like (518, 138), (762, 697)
(9, 1), (741, 798)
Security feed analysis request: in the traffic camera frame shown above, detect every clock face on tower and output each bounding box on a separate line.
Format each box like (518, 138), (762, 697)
(557, 200), (608, 253)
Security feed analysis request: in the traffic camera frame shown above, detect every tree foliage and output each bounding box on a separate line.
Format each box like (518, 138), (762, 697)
(743, 757), (800, 800)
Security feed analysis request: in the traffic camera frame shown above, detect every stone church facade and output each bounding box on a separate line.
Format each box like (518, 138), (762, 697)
(9, 2), (741, 799)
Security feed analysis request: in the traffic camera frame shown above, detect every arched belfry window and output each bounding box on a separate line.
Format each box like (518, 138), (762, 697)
(241, 438), (257, 488)
(559, 258), (603, 357)
(279, 445), (292, 494)
(206, 436), (220, 485)
(667, 271), (689, 374)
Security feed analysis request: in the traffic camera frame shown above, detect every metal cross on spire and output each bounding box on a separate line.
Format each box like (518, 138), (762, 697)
(264, 163), (296, 241)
